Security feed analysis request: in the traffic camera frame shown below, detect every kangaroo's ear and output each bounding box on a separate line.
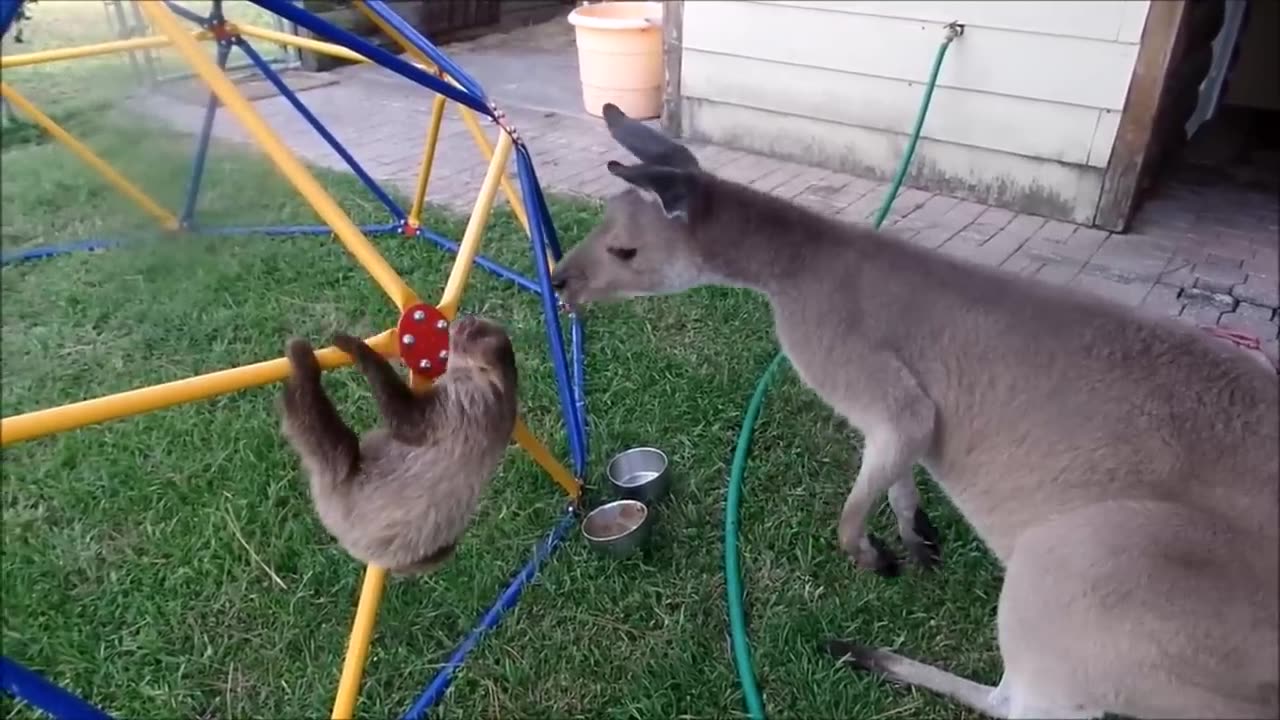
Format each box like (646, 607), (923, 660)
(607, 160), (698, 222)
(602, 103), (701, 171)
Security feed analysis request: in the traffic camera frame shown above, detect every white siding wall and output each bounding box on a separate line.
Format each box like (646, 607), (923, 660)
(677, 1), (1152, 224)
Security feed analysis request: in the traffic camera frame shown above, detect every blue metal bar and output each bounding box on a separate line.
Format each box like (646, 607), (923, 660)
(180, 41), (232, 227)
(1, 239), (120, 266)
(246, 0), (493, 116)
(0, 0), (25, 39)
(162, 0), (209, 27)
(232, 37), (405, 221)
(0, 657), (114, 720)
(523, 156), (565, 261)
(358, 0), (487, 102)
(399, 508), (577, 720)
(414, 228), (540, 295)
(192, 222), (402, 236)
(516, 147), (587, 475)
(570, 315), (588, 464)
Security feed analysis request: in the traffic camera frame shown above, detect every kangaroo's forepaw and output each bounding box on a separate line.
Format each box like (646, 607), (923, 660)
(905, 507), (943, 570)
(852, 533), (901, 578)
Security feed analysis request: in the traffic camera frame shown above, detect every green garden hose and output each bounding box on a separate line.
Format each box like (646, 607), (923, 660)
(722, 25), (962, 720)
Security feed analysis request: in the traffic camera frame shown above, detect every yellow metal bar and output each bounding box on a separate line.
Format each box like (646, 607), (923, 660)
(0, 31), (212, 69)
(231, 23), (370, 66)
(0, 332), (397, 447)
(351, 2), (531, 237)
(138, 2), (420, 312)
(454, 107), (532, 238)
(408, 94), (448, 228)
(438, 132), (514, 317)
(513, 418), (582, 498)
(0, 84), (180, 230)
(331, 565), (387, 720)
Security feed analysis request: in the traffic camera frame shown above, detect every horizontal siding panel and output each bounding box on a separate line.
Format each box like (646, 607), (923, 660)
(683, 1), (1142, 110)
(682, 98), (1106, 225)
(765, 1), (1148, 43)
(682, 50), (1106, 166)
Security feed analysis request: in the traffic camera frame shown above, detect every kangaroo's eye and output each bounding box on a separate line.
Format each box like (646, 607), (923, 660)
(608, 247), (637, 261)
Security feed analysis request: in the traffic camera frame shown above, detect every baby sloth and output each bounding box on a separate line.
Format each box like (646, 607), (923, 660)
(279, 315), (518, 575)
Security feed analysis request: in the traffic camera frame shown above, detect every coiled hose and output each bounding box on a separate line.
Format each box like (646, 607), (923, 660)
(723, 24), (962, 720)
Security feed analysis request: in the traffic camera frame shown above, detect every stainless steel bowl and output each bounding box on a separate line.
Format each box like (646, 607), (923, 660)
(581, 499), (654, 559)
(606, 446), (671, 505)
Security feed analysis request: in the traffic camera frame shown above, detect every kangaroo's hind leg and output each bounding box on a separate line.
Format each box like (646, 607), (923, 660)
(280, 338), (361, 478)
(332, 333), (429, 441)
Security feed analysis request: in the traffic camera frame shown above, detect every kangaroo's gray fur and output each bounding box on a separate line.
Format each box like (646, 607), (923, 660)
(279, 315), (518, 575)
(548, 104), (1280, 719)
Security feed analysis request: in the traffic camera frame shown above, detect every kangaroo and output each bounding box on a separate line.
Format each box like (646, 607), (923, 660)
(548, 104), (1280, 719)
(279, 315), (519, 575)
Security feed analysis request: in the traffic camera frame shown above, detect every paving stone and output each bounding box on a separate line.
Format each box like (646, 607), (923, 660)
(903, 198), (988, 249)
(1072, 272), (1152, 308)
(1034, 260), (1084, 285)
(1157, 259), (1196, 288)
(793, 175), (878, 215)
(1181, 302), (1225, 327)
(886, 188), (935, 222)
(938, 206), (1016, 258)
(1192, 257), (1248, 294)
(964, 213), (1045, 267)
(1087, 233), (1172, 284)
(1243, 249), (1279, 279)
(895, 194), (961, 232)
(1182, 286), (1239, 311)
(1233, 274), (1280, 309)
(750, 161), (818, 196)
(717, 152), (784, 186)
(1219, 304), (1280, 342)
(1139, 283), (1186, 319)
(836, 185), (896, 224)
(768, 166), (838, 202)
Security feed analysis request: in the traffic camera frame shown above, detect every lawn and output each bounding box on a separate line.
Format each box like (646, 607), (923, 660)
(1, 11), (1003, 720)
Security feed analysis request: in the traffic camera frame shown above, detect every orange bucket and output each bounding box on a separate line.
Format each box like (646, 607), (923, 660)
(567, 2), (664, 119)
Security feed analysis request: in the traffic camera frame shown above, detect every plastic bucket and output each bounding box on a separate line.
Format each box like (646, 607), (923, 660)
(568, 2), (664, 119)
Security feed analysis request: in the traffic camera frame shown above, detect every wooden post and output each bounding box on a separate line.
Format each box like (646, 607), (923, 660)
(661, 0), (684, 136)
(1094, 0), (1190, 232)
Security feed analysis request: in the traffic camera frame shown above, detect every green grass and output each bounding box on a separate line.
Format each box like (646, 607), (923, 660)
(0, 116), (1003, 718)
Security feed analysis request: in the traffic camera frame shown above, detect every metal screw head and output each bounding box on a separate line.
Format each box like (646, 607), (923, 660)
(438, 349), (449, 360)
(402, 334), (415, 345)
(435, 319), (448, 330)
(412, 310), (426, 321)
(418, 359), (431, 370)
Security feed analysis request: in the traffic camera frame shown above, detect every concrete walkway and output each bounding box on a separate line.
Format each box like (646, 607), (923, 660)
(138, 18), (1279, 362)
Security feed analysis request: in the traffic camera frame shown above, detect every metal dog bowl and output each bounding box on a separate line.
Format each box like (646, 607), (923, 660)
(581, 499), (654, 559)
(606, 446), (671, 504)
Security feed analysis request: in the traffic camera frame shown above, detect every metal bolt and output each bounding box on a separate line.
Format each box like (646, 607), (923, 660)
(412, 310), (426, 321)
(418, 359), (431, 370)
(402, 334), (415, 345)
(438, 349), (449, 360)
(436, 319), (448, 329)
